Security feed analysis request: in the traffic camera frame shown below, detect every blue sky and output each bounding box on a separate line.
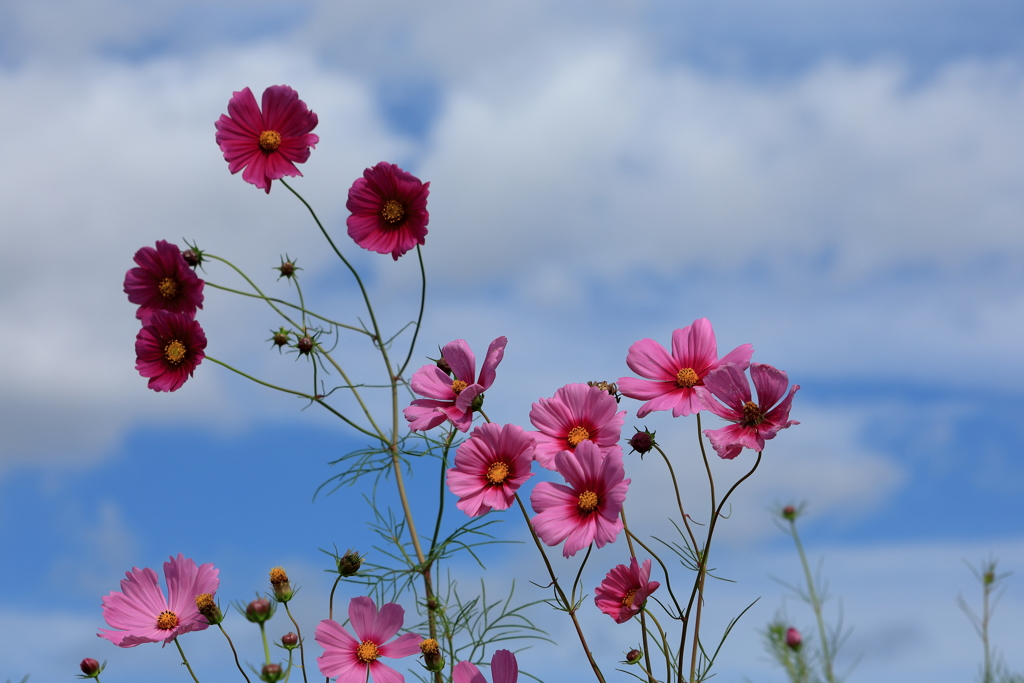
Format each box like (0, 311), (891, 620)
(2, 1), (1024, 681)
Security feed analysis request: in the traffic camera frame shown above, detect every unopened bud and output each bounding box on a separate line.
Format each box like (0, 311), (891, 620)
(281, 632), (299, 648)
(984, 571), (996, 586)
(277, 261), (296, 278)
(588, 380), (620, 402)
(471, 393), (485, 412)
(625, 649), (643, 665)
(181, 249), (201, 268)
(297, 336), (314, 355)
(628, 429), (655, 456)
(435, 356), (452, 376)
(196, 593), (223, 625)
(246, 597), (273, 623)
(79, 658), (102, 677)
(269, 567), (293, 602)
(337, 549), (363, 576)
(261, 663), (284, 682)
(782, 505), (797, 521)
(786, 627), (802, 650)
(420, 638), (444, 671)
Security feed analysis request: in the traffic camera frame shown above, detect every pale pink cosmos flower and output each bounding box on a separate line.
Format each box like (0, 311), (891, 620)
(529, 383), (626, 471)
(530, 440), (630, 558)
(696, 363), (800, 460)
(404, 337), (507, 432)
(452, 649), (519, 683)
(346, 161), (430, 260)
(315, 596), (421, 683)
(215, 85), (319, 193)
(98, 554), (219, 647)
(447, 423), (535, 517)
(594, 558), (660, 624)
(618, 318), (753, 418)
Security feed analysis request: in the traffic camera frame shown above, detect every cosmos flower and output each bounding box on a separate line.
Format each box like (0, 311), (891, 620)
(123, 240), (204, 323)
(315, 596), (421, 683)
(215, 85), (319, 193)
(404, 337), (507, 432)
(618, 318), (753, 418)
(530, 440), (630, 558)
(529, 383), (625, 471)
(346, 161), (430, 260)
(594, 558), (660, 624)
(452, 649), (519, 683)
(696, 363), (800, 459)
(97, 554), (219, 647)
(446, 423), (535, 517)
(135, 310), (207, 392)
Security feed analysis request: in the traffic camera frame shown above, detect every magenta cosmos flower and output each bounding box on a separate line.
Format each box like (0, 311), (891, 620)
(618, 318), (753, 418)
(215, 85), (319, 193)
(315, 596), (421, 683)
(404, 337), (507, 432)
(529, 383), (625, 471)
(447, 423), (535, 517)
(453, 650), (519, 683)
(98, 554), (219, 647)
(346, 161), (430, 260)
(124, 240), (205, 323)
(135, 310), (207, 392)
(696, 363), (800, 460)
(530, 440), (630, 558)
(594, 558), (660, 624)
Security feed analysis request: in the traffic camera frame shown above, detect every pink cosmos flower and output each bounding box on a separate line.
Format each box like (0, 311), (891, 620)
(529, 383), (626, 471)
(404, 337), (507, 432)
(618, 318), (753, 418)
(594, 558), (660, 624)
(315, 596), (421, 683)
(124, 240), (205, 323)
(135, 310), (207, 392)
(346, 162), (430, 260)
(98, 554), (219, 647)
(452, 649), (519, 683)
(530, 440), (630, 558)
(447, 423), (535, 517)
(215, 85), (319, 193)
(696, 363), (800, 460)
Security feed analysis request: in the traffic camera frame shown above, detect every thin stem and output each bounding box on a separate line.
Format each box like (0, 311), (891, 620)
(397, 245), (427, 377)
(328, 576), (342, 620)
(653, 443), (700, 553)
(571, 544), (594, 605)
(217, 623), (252, 683)
(174, 637), (202, 683)
(284, 649), (295, 683)
(696, 414), (716, 522)
(284, 603), (309, 683)
(316, 349), (388, 440)
(624, 530), (684, 621)
(645, 608), (673, 683)
(204, 282), (367, 334)
(430, 427), (458, 553)
(789, 518), (836, 683)
(514, 494), (606, 683)
(259, 622), (271, 665)
(620, 507), (654, 683)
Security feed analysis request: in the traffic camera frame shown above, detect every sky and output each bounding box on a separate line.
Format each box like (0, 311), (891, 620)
(2, 0), (1024, 681)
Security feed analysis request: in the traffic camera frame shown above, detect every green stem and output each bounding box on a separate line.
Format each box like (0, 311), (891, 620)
(645, 608), (673, 683)
(203, 281), (367, 334)
(620, 507), (655, 683)
(328, 575), (342, 620)
(284, 649), (294, 683)
(259, 622), (271, 665)
(217, 623), (252, 683)
(789, 518), (836, 683)
(174, 637), (202, 683)
(653, 443), (700, 552)
(284, 603), (309, 683)
(397, 245), (427, 378)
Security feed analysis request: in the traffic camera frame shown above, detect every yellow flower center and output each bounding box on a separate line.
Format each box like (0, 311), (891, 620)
(156, 610), (179, 630)
(578, 490), (599, 513)
(566, 426), (590, 447)
(450, 379), (468, 394)
(486, 461), (510, 485)
(164, 340), (187, 365)
(676, 367), (699, 388)
(258, 130), (282, 152)
(381, 199), (405, 224)
(269, 566), (288, 586)
(356, 640), (380, 663)
(742, 400), (765, 426)
(419, 638), (440, 655)
(157, 277), (179, 299)
(621, 588), (638, 607)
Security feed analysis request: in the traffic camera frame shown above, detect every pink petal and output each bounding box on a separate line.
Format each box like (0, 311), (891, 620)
(491, 649), (519, 683)
(348, 596), (378, 641)
(453, 661), (488, 683)
(366, 601), (405, 644)
(368, 661), (405, 683)
(671, 318), (718, 372)
(701, 364), (752, 411)
(378, 631), (422, 658)
(477, 336), (508, 390)
(624, 338), (678, 382)
(442, 339), (477, 383)
(750, 363), (790, 411)
(718, 343), (754, 370)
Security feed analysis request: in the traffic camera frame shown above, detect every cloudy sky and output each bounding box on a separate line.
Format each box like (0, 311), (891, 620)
(2, 1), (1024, 681)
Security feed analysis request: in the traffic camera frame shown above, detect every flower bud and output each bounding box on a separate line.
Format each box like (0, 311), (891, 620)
(277, 260), (296, 279)
(337, 549), (363, 576)
(785, 627), (802, 650)
(435, 355), (452, 376)
(281, 632), (299, 649)
(296, 336), (314, 355)
(196, 593), (224, 625)
(628, 429), (655, 456)
(782, 505), (797, 521)
(625, 649), (643, 665)
(419, 638), (444, 672)
(79, 658), (102, 677)
(588, 380), (620, 402)
(181, 249), (202, 268)
(261, 663), (284, 682)
(269, 327), (290, 349)
(245, 597), (274, 623)
(269, 566), (293, 602)
(470, 392), (485, 412)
